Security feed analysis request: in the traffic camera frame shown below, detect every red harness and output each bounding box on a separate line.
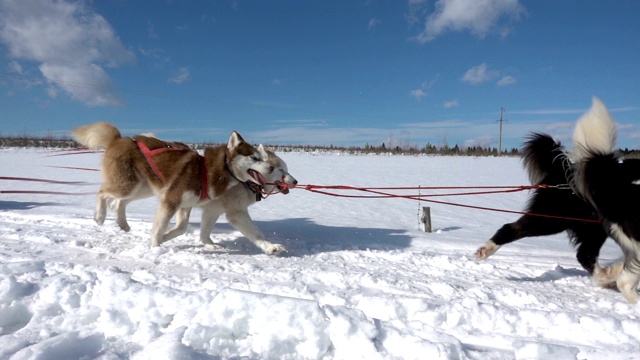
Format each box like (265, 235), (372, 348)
(136, 141), (209, 201)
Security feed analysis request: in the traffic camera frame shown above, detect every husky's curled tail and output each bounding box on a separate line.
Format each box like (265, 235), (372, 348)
(72, 122), (122, 149)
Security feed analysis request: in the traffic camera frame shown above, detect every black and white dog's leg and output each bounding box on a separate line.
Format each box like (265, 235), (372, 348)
(476, 215), (567, 260)
(612, 225), (640, 303)
(573, 224), (613, 286)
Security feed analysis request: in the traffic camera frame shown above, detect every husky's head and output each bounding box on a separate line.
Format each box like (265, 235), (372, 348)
(257, 144), (298, 194)
(227, 131), (273, 187)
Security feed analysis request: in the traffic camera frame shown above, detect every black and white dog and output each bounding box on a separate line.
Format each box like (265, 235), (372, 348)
(572, 97), (640, 303)
(475, 131), (613, 287)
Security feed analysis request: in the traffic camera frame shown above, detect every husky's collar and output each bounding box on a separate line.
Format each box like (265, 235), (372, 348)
(225, 152), (262, 201)
(244, 182), (263, 202)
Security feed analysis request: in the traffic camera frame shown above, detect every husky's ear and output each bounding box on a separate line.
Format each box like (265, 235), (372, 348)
(227, 131), (245, 149)
(257, 144), (270, 159)
(140, 132), (158, 138)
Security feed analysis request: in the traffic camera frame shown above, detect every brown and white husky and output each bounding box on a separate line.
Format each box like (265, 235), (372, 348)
(166, 146), (297, 254)
(72, 122), (289, 254)
(110, 143), (298, 255)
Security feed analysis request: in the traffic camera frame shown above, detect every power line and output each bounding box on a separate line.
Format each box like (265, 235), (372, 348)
(497, 107), (507, 156)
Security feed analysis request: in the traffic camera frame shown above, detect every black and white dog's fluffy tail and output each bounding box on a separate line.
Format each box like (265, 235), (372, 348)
(521, 132), (577, 187)
(572, 97), (640, 303)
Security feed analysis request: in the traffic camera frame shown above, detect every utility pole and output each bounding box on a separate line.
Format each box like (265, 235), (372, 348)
(497, 107), (506, 156)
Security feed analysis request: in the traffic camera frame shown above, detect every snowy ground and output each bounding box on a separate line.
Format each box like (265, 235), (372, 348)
(0, 148), (638, 360)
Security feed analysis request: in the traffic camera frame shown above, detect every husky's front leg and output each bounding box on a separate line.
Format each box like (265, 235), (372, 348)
(163, 207), (192, 242)
(150, 202), (178, 247)
(94, 190), (108, 225)
(113, 198), (132, 232)
(199, 205), (225, 249)
(226, 209), (286, 255)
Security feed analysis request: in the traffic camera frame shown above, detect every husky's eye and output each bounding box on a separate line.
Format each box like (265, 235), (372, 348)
(251, 155), (260, 161)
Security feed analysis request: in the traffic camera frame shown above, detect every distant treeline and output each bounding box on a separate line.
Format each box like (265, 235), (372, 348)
(0, 135), (77, 148)
(1, 135), (639, 157)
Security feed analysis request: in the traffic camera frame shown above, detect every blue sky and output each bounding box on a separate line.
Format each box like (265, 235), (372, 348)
(1, 0), (639, 150)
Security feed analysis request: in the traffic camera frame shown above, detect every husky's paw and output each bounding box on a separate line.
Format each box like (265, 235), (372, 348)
(94, 214), (105, 226)
(475, 242), (500, 260)
(204, 242), (226, 250)
(150, 236), (164, 247)
(200, 237), (216, 246)
(253, 239), (286, 255)
(117, 221), (130, 232)
(263, 243), (286, 255)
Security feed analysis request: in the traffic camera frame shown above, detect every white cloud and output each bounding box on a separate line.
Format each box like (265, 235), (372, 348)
(512, 106), (639, 116)
(410, 88), (427, 99)
(40, 63), (121, 106)
(368, 18), (381, 30)
(147, 21), (158, 39)
(411, 0), (525, 43)
(511, 108), (584, 115)
(617, 123), (635, 131)
(410, 75), (439, 100)
(544, 122), (574, 131)
(497, 75), (516, 86)
(138, 47), (171, 63)
(400, 119), (470, 128)
(461, 63), (499, 84)
(0, 0), (135, 106)
(8, 60), (22, 74)
(168, 67), (190, 84)
(444, 99), (459, 108)
(45, 86), (58, 98)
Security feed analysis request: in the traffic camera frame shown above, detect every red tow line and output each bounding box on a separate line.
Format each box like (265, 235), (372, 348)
(272, 183), (601, 223)
(0, 176), (96, 196)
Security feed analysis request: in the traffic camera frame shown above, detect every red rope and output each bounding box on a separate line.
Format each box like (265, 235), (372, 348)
(288, 184), (537, 198)
(6, 162), (595, 223)
(41, 150), (103, 157)
(0, 176), (96, 196)
(0, 190), (94, 195)
(44, 165), (100, 172)
(0, 176), (90, 185)
(276, 183), (600, 223)
(299, 185), (537, 190)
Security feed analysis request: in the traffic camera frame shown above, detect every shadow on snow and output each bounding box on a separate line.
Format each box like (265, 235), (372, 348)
(506, 265), (588, 283)
(186, 217), (412, 257)
(0, 200), (68, 210)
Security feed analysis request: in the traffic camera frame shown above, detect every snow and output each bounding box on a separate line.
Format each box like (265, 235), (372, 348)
(0, 148), (639, 360)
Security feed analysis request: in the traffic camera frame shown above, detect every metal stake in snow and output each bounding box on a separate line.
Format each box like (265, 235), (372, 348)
(421, 206), (432, 233)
